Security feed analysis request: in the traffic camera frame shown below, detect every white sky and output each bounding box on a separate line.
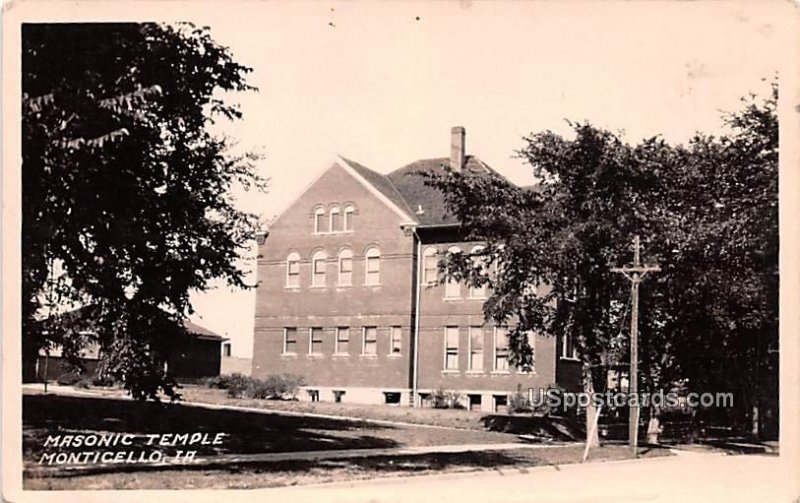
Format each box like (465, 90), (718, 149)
(183, 1), (792, 357)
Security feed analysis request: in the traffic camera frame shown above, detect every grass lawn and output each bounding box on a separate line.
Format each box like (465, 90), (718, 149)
(22, 390), (672, 490)
(181, 386), (493, 430)
(180, 386), (582, 440)
(25, 444), (672, 490)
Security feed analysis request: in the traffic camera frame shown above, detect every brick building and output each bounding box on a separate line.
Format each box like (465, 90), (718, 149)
(252, 127), (581, 411)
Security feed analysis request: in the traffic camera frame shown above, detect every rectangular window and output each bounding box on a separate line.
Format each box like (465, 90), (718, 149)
(423, 252), (437, 284)
(468, 394), (482, 412)
(284, 328), (298, 354)
(313, 257), (326, 287)
(314, 212), (325, 233)
(469, 280), (488, 299)
(365, 256), (380, 285)
(335, 327), (350, 355)
(339, 257), (352, 286)
(363, 326), (377, 355)
(444, 326), (459, 370)
(389, 326), (402, 355)
(562, 332), (578, 360)
(494, 327), (509, 371)
(344, 208), (354, 231)
(469, 326), (484, 371)
(222, 342), (232, 357)
(330, 211), (341, 232)
(309, 327), (323, 354)
(494, 394), (508, 414)
(445, 274), (460, 299)
(287, 259), (300, 288)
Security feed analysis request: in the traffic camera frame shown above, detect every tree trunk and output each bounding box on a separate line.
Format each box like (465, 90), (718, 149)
(584, 364), (600, 447)
(647, 404), (660, 444)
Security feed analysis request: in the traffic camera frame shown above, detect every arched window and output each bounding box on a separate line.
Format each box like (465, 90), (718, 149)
(423, 247), (438, 285)
(286, 252), (301, 288)
(329, 205), (341, 232)
(469, 245), (488, 299)
(313, 206), (325, 234)
(365, 246), (381, 286)
(444, 246), (461, 298)
(343, 204), (356, 231)
(311, 250), (327, 287)
(338, 248), (353, 286)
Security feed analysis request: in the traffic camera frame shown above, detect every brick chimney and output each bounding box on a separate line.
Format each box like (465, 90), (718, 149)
(450, 126), (465, 172)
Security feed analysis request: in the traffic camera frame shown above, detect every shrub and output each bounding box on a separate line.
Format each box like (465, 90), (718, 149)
(205, 373), (248, 390)
(56, 373), (82, 386)
(509, 387), (532, 414)
(531, 383), (567, 417)
(225, 373), (255, 398)
(74, 377), (93, 389)
(431, 387), (464, 409)
(222, 373), (305, 400)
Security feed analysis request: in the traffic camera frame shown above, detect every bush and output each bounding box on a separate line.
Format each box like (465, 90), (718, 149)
(531, 383), (567, 417)
(224, 373), (255, 398)
(56, 373), (82, 386)
(74, 377), (93, 389)
(221, 373), (305, 400)
(509, 387), (532, 414)
(431, 387), (465, 409)
(204, 373), (248, 390)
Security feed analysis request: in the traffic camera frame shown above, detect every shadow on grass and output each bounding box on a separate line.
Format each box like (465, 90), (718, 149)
(26, 449), (540, 481)
(23, 394), (399, 460)
(479, 415), (583, 441)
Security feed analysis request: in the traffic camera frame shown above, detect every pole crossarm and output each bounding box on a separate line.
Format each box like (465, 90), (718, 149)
(610, 235), (660, 457)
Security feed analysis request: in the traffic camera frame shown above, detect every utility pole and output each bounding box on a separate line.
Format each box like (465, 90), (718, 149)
(611, 235), (660, 456)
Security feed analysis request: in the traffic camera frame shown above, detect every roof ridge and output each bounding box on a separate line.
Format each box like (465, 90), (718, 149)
(336, 156), (418, 221)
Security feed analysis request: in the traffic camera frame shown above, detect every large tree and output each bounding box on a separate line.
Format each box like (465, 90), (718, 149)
(423, 83), (778, 441)
(22, 23), (264, 399)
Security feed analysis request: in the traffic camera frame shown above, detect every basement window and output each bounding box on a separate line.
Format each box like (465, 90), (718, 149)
(384, 392), (401, 406)
(333, 390), (346, 403)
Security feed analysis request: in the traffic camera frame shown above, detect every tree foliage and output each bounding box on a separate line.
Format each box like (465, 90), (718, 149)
(22, 23), (265, 400)
(424, 82), (778, 433)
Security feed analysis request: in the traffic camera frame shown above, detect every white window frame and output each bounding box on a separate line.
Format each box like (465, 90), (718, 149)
(309, 327), (323, 355)
(313, 206), (325, 234)
(444, 246), (461, 299)
(283, 327), (298, 355)
(422, 247), (438, 285)
(286, 252), (301, 288)
(329, 206), (341, 233)
(561, 332), (579, 360)
(443, 326), (459, 371)
(493, 326), (510, 373)
(365, 246), (381, 286)
(389, 326), (402, 356)
(311, 250), (327, 288)
(468, 326), (484, 372)
(518, 331), (536, 373)
(468, 245), (489, 299)
(362, 326), (378, 356)
(338, 249), (353, 286)
(343, 204), (355, 232)
(335, 327), (350, 355)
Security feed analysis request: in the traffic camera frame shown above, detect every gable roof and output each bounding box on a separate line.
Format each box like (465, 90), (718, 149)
(40, 305), (226, 341)
(337, 156), (416, 220)
(387, 156), (499, 226)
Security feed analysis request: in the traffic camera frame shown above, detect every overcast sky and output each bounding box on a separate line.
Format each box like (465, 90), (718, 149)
(183, 1), (790, 357)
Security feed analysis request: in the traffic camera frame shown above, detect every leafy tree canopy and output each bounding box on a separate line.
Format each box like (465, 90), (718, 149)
(424, 82), (777, 431)
(22, 23), (265, 399)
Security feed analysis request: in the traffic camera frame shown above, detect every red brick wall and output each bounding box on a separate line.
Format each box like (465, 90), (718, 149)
(415, 241), (556, 395)
(252, 162), (415, 389)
